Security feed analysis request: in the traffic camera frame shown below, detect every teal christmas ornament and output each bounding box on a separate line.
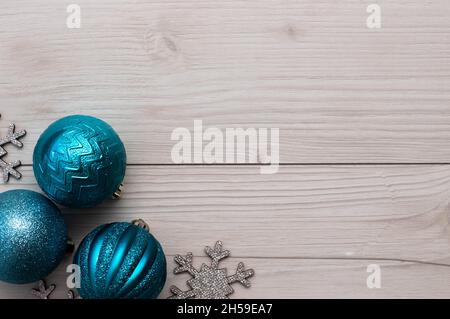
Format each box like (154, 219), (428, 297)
(0, 190), (68, 284)
(33, 115), (127, 208)
(74, 220), (167, 299)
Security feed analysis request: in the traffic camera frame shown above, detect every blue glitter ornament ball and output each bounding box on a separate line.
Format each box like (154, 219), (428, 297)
(33, 115), (127, 208)
(0, 190), (68, 284)
(74, 221), (167, 299)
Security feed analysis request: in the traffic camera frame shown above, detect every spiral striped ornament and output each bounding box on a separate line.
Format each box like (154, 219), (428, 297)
(74, 222), (167, 299)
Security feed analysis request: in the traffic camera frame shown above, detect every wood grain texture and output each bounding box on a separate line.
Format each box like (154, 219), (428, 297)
(1, 0), (450, 299)
(0, 0), (450, 164)
(1, 165), (450, 298)
(2, 258), (450, 299)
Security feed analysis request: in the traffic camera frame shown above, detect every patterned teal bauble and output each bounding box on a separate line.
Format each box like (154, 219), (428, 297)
(33, 115), (127, 208)
(0, 190), (68, 284)
(74, 222), (167, 299)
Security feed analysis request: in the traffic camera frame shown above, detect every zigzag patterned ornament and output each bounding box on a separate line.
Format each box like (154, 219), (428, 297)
(33, 115), (127, 208)
(0, 115), (26, 183)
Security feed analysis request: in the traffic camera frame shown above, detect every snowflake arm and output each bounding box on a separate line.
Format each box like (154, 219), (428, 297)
(227, 262), (255, 288)
(0, 122), (26, 183)
(174, 252), (198, 276)
(167, 286), (196, 299)
(0, 124), (26, 148)
(0, 159), (22, 182)
(31, 280), (56, 299)
(205, 241), (230, 269)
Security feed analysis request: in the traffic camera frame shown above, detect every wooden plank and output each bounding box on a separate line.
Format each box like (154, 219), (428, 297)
(1, 165), (450, 298)
(1, 165), (450, 262)
(1, 0), (450, 164)
(1, 0), (450, 300)
(1, 257), (450, 299)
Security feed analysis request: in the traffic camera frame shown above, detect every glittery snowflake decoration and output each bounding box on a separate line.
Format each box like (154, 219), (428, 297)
(31, 280), (56, 299)
(168, 241), (255, 299)
(31, 281), (81, 300)
(0, 116), (26, 183)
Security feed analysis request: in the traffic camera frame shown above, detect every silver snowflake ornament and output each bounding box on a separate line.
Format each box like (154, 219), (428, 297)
(0, 117), (26, 183)
(31, 280), (56, 299)
(31, 281), (81, 300)
(168, 241), (255, 299)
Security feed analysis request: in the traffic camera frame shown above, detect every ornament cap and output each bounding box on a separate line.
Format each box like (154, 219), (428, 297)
(132, 219), (150, 232)
(66, 238), (75, 254)
(113, 183), (124, 199)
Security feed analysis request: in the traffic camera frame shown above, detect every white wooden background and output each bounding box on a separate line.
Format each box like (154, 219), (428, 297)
(1, 0), (450, 298)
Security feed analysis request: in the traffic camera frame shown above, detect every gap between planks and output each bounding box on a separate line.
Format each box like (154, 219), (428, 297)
(19, 163), (450, 167)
